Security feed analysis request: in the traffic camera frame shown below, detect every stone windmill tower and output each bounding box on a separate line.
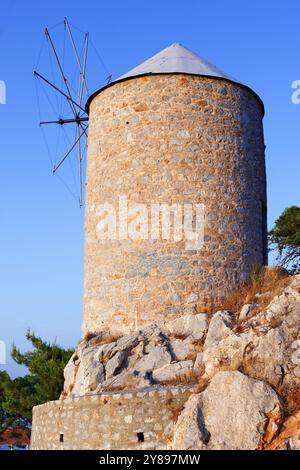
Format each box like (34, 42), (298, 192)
(83, 43), (267, 336)
(32, 43), (269, 451)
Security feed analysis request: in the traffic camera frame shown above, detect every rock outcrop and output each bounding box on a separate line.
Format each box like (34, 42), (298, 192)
(173, 371), (282, 450)
(61, 274), (300, 450)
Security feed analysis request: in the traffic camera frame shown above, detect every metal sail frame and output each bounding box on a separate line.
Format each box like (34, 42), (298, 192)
(34, 17), (89, 207)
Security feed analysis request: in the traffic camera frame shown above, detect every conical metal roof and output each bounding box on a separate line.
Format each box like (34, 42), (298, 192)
(117, 43), (239, 83)
(86, 43), (264, 115)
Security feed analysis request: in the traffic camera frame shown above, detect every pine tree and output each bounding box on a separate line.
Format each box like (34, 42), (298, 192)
(0, 331), (73, 427)
(269, 205), (300, 273)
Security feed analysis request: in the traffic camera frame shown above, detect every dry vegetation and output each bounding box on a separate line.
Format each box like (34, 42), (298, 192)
(201, 265), (291, 317)
(83, 331), (121, 346)
(158, 370), (199, 387)
(169, 332), (188, 341)
(277, 383), (300, 414)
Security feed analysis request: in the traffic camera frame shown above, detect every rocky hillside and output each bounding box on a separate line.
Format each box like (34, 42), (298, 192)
(61, 274), (300, 450)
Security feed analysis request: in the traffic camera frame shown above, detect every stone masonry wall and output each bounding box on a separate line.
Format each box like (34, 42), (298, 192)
(84, 74), (266, 335)
(31, 386), (192, 450)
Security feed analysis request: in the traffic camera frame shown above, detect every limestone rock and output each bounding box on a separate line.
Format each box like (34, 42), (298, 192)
(62, 352), (78, 396)
(243, 326), (289, 387)
(144, 326), (170, 353)
(200, 371), (281, 450)
(290, 274), (300, 292)
(203, 329), (249, 378)
(113, 331), (143, 354)
(187, 293), (198, 304)
(99, 369), (152, 392)
(96, 342), (118, 362)
(239, 303), (257, 322)
(58, 274), (300, 451)
(170, 336), (196, 361)
(202, 310), (248, 378)
(172, 394), (208, 450)
(203, 311), (232, 349)
(72, 347), (105, 395)
(242, 283), (300, 391)
(152, 360), (194, 383)
(105, 351), (127, 379)
(201, 282), (300, 395)
(62, 275), (300, 415)
(172, 371), (281, 450)
(96, 330), (143, 362)
(292, 339), (300, 350)
(265, 292), (293, 326)
(293, 365), (300, 377)
(133, 345), (172, 373)
(84, 363), (105, 394)
(166, 313), (208, 340)
(193, 352), (204, 376)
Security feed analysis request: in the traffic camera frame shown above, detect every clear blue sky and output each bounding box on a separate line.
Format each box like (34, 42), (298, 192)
(0, 0), (299, 376)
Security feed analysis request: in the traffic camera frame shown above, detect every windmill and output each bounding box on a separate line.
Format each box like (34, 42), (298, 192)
(34, 18), (111, 207)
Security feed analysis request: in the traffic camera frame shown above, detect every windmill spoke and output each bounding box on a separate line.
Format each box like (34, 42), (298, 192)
(79, 33), (89, 109)
(45, 28), (78, 118)
(64, 17), (89, 102)
(40, 117), (89, 125)
(53, 127), (86, 174)
(77, 126), (83, 208)
(34, 71), (86, 114)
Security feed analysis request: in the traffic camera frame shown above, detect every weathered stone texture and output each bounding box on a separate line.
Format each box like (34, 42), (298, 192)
(84, 74), (266, 335)
(32, 275), (300, 450)
(31, 386), (192, 450)
(172, 371), (282, 450)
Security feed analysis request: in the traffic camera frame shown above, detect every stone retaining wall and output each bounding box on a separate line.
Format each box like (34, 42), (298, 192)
(31, 386), (192, 450)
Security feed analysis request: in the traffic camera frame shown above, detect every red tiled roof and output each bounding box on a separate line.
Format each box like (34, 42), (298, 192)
(0, 426), (30, 445)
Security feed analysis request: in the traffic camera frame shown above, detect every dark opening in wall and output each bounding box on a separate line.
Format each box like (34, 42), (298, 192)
(59, 433), (64, 443)
(137, 432), (144, 442)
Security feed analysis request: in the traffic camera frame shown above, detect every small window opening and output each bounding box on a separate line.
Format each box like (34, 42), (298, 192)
(137, 432), (144, 442)
(59, 433), (64, 443)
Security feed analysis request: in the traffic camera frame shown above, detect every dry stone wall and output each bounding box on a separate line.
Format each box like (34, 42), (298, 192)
(84, 74), (266, 335)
